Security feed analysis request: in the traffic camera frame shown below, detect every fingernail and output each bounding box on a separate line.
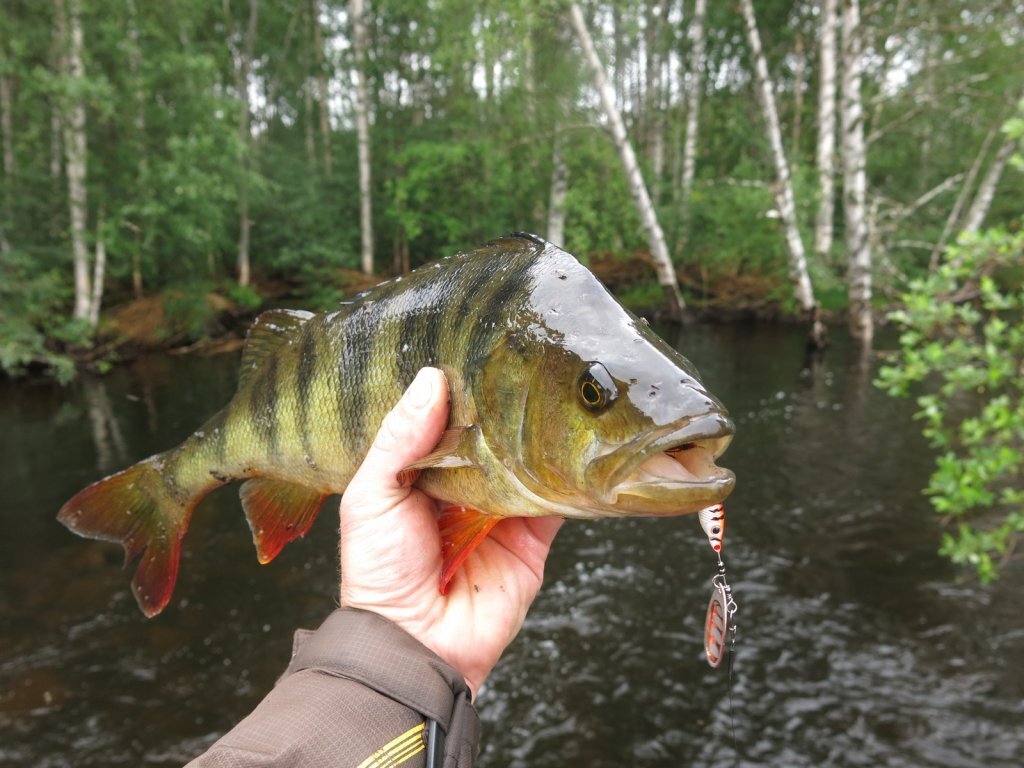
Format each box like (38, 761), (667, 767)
(404, 368), (434, 409)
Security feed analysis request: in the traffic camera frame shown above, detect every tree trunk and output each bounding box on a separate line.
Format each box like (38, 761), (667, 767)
(792, 29), (805, 149)
(840, 0), (872, 342)
(928, 124), (998, 270)
(311, 0), (333, 178)
(57, 0), (92, 323)
(127, 0), (146, 297)
(679, 0), (706, 243)
(228, 0), (259, 288)
(351, 0), (374, 275)
(88, 214), (106, 330)
(301, 2), (316, 173)
(814, 0), (838, 258)
(569, 3), (685, 320)
(0, 72), (12, 253)
(739, 0), (816, 314)
(546, 131), (568, 247)
(962, 138), (1014, 234)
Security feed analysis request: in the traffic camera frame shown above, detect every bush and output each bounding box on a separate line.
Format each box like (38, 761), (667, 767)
(876, 229), (1024, 581)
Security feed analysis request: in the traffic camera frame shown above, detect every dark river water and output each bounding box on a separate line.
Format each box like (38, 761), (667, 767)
(2, 323), (1022, 767)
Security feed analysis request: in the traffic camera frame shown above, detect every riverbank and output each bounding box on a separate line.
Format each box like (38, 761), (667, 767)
(10, 251), (841, 381)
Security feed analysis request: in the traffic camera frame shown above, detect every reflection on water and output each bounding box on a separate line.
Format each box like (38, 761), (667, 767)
(1, 325), (1022, 767)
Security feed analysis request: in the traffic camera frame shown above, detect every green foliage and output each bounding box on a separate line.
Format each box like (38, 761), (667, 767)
(0, 248), (79, 383)
(161, 282), (219, 341)
(225, 282), (263, 312)
(1, 0), (1022, 382)
(876, 229), (1024, 581)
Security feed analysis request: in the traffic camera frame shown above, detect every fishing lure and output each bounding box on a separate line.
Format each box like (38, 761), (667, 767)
(697, 503), (737, 669)
(698, 502), (725, 553)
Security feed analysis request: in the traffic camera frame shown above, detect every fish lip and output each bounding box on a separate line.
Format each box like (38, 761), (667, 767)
(587, 410), (736, 509)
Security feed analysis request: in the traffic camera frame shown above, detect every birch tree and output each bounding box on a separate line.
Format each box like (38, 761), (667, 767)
(679, 0), (706, 241)
(57, 0), (92, 324)
(312, 0), (333, 178)
(738, 0), (816, 314)
(546, 132), (568, 246)
(841, 0), (872, 342)
(814, 0), (838, 258)
(351, 0), (374, 275)
(225, 0), (260, 288)
(962, 138), (1016, 234)
(568, 2), (685, 320)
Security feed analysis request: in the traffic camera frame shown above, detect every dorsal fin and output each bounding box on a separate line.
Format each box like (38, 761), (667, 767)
(239, 309), (313, 388)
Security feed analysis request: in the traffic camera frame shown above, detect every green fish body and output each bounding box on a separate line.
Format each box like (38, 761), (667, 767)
(59, 234), (735, 617)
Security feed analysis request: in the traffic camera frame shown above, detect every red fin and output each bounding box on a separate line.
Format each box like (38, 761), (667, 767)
(58, 454), (196, 618)
(438, 506), (499, 594)
(239, 478), (328, 564)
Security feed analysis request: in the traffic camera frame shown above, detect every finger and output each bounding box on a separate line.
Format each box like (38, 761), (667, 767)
(344, 367), (450, 506)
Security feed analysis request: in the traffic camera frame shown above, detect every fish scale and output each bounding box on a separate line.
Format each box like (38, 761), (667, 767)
(59, 234), (736, 617)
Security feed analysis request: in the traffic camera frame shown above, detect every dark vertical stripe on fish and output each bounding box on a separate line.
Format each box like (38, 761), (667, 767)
(296, 327), (317, 461)
(251, 355), (279, 457)
(337, 304), (381, 446)
(465, 258), (533, 370)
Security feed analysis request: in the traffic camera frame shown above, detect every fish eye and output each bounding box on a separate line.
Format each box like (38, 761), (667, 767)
(577, 362), (618, 413)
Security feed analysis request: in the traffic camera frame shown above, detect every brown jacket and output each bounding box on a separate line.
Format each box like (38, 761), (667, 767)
(187, 609), (480, 768)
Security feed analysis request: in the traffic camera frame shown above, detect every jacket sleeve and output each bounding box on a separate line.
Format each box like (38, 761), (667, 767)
(186, 608), (480, 768)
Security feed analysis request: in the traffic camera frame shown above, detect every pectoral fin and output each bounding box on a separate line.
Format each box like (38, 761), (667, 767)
(438, 505), (499, 594)
(240, 478), (328, 564)
(398, 426), (482, 486)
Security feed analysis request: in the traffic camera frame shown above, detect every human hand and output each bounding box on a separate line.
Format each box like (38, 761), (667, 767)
(338, 367), (563, 697)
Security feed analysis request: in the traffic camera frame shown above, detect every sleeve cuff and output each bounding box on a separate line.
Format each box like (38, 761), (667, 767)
(284, 607), (480, 763)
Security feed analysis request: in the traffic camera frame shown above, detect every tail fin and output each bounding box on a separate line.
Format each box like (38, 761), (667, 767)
(58, 455), (196, 618)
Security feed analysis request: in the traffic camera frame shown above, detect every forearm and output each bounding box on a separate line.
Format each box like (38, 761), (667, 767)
(187, 609), (480, 768)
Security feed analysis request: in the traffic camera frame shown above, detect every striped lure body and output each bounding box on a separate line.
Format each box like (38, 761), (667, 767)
(59, 234), (736, 617)
(698, 503), (726, 553)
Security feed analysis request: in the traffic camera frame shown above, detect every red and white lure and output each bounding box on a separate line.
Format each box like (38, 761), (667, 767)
(696, 502), (737, 669)
(698, 502), (726, 553)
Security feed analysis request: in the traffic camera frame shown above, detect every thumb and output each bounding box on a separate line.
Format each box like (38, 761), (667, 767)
(344, 367), (450, 510)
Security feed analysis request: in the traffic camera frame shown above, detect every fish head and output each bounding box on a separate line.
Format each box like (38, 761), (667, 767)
(476, 241), (735, 519)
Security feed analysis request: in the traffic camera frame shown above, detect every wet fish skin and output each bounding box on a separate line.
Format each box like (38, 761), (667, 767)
(58, 234), (735, 617)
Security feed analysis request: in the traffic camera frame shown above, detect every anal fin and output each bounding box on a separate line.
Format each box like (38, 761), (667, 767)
(438, 506), (499, 594)
(240, 478), (328, 564)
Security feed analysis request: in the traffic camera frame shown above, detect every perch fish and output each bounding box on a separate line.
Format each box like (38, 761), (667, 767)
(59, 234), (736, 617)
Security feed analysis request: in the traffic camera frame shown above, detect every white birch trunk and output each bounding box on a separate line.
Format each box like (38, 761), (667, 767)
(962, 138), (1014, 234)
(679, 0), (706, 233)
(302, 2), (316, 172)
(227, 0), (259, 287)
(928, 124), (997, 270)
(739, 0), (816, 313)
(814, 0), (838, 257)
(312, 0), (333, 178)
(351, 0), (374, 275)
(840, 0), (872, 342)
(59, 0), (92, 322)
(546, 132), (568, 247)
(569, 3), (685, 319)
(127, 0), (146, 297)
(88, 215), (106, 330)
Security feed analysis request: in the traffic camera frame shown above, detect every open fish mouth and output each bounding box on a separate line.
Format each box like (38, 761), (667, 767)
(596, 412), (736, 515)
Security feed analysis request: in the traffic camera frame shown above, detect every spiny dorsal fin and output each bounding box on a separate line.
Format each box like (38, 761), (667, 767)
(239, 309), (313, 388)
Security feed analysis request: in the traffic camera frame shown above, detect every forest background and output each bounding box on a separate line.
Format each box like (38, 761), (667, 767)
(1, 2), (1022, 572)
(1, 0), (1020, 375)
